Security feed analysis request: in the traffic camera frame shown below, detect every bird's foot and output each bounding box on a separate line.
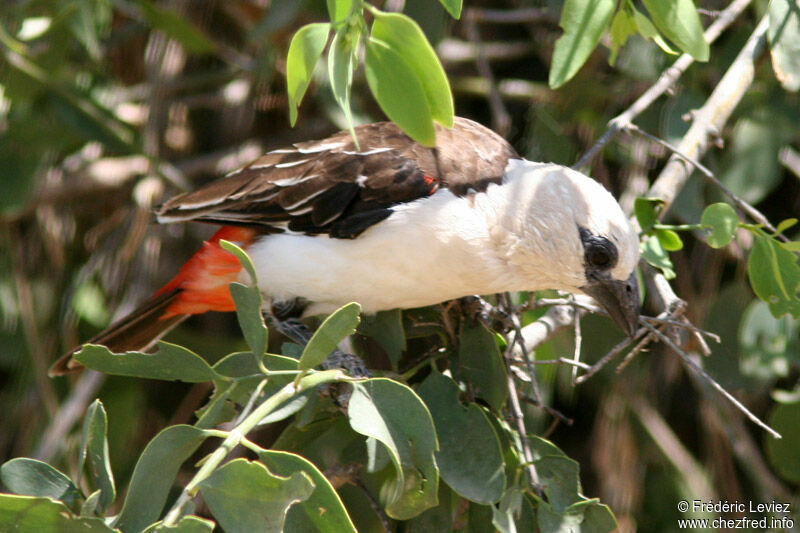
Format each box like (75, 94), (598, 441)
(461, 296), (515, 332)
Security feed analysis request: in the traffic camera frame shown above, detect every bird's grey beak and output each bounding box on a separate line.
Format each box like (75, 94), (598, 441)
(581, 271), (640, 337)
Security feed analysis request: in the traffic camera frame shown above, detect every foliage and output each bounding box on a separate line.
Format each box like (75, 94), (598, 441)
(1, 0), (800, 531)
(286, 0), (457, 145)
(0, 251), (612, 530)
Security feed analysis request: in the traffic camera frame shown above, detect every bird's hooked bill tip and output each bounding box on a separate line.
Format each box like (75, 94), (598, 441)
(581, 272), (640, 337)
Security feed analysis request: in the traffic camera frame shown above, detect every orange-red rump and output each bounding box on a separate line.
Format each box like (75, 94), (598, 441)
(157, 226), (256, 318)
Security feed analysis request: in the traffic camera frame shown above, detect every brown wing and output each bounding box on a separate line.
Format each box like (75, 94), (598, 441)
(155, 117), (517, 239)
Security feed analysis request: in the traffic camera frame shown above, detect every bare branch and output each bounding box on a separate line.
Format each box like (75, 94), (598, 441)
(574, 0), (755, 169)
(641, 321), (781, 439)
(647, 15), (769, 211)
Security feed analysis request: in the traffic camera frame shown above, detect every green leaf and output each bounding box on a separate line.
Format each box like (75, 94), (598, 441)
(548, 0), (615, 89)
(198, 458), (314, 533)
(458, 324), (508, 411)
(219, 240), (258, 285)
(328, 29), (358, 143)
(371, 11), (454, 128)
(781, 241), (800, 252)
(416, 372), (505, 504)
(79, 400), (115, 513)
(632, 8), (680, 56)
(767, 399), (800, 483)
(656, 228), (683, 252)
(348, 378), (439, 520)
(537, 498), (617, 533)
(633, 197), (664, 232)
(144, 515), (215, 532)
(534, 456), (581, 512)
(364, 37), (436, 146)
(641, 236), (676, 279)
(702, 203), (739, 248)
(438, 0), (463, 19)
(738, 300), (800, 380)
(299, 302), (361, 370)
(0, 458), (81, 507)
(608, 8), (637, 65)
(74, 342), (219, 382)
(358, 309), (406, 369)
(229, 283), (267, 359)
(135, 0), (216, 54)
(115, 425), (210, 533)
(0, 495), (114, 532)
(327, 0), (354, 25)
(775, 218), (798, 236)
(258, 450), (357, 533)
(747, 233), (800, 318)
(768, 0), (800, 92)
(286, 23), (331, 126)
(642, 0), (709, 61)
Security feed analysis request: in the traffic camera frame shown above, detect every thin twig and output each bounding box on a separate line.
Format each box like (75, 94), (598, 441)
(499, 294), (542, 492)
(33, 371), (106, 462)
(573, 0), (754, 169)
(640, 321), (781, 439)
(643, 315), (721, 342)
(625, 123), (783, 237)
(504, 366), (542, 491)
(570, 304), (582, 384)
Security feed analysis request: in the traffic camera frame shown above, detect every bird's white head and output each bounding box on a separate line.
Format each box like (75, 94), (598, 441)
(491, 160), (641, 335)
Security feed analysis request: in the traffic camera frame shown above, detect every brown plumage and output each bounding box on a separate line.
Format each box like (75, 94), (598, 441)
(156, 117), (517, 238)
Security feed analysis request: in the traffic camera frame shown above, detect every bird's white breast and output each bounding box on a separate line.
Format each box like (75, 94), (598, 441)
(246, 187), (517, 315)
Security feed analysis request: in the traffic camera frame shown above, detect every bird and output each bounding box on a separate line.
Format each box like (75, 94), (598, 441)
(50, 117), (640, 375)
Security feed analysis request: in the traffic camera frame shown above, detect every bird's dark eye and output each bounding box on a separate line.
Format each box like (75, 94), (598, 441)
(578, 227), (618, 270)
(587, 245), (611, 267)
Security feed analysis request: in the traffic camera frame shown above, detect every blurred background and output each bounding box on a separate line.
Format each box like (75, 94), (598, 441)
(1, 0), (798, 530)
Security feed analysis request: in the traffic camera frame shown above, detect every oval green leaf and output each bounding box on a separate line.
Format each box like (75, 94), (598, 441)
(74, 342), (219, 382)
(416, 372), (505, 504)
(0, 459), (81, 506)
(747, 233), (800, 318)
(371, 11), (454, 128)
(701, 202), (738, 248)
(656, 228), (683, 251)
(299, 302), (361, 370)
(258, 450), (357, 532)
(199, 459), (314, 533)
(364, 37), (436, 146)
(80, 400), (116, 513)
(115, 425), (210, 532)
(229, 282), (268, 359)
(458, 324), (508, 411)
(549, 0), (616, 89)
(286, 23), (331, 126)
(348, 378), (439, 520)
(641, 237), (676, 279)
(327, 0), (353, 26)
(438, 0), (463, 19)
(767, 400), (800, 483)
(642, 0), (709, 61)
(0, 495), (114, 532)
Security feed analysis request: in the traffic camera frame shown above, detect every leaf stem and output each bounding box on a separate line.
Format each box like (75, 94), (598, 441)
(162, 369), (346, 526)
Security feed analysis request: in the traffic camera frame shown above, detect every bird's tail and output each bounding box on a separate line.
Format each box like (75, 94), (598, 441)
(49, 226), (256, 376)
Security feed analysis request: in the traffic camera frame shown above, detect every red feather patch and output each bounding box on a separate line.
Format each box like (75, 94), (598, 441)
(157, 226), (256, 318)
